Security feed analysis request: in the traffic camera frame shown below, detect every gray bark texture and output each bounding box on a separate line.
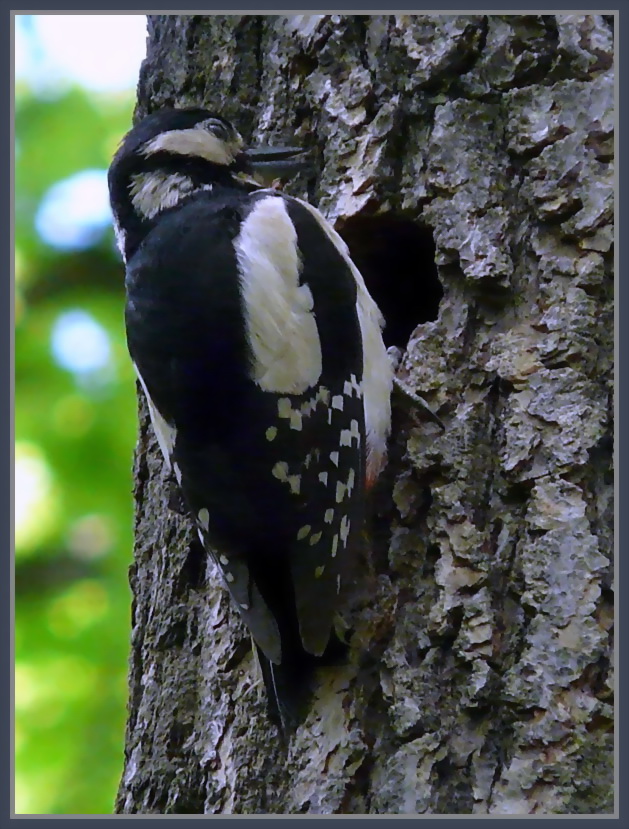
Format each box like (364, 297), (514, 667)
(115, 14), (614, 815)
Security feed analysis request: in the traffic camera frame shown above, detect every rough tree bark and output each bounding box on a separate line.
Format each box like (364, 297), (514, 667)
(115, 14), (614, 815)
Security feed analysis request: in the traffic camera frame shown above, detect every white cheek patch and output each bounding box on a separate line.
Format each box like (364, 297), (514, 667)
(142, 128), (239, 166)
(129, 172), (210, 220)
(235, 196), (322, 394)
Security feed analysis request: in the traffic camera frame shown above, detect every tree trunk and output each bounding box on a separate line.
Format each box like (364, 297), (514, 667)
(115, 14), (614, 815)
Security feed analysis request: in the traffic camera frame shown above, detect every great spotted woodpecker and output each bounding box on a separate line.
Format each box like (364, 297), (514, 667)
(108, 109), (393, 731)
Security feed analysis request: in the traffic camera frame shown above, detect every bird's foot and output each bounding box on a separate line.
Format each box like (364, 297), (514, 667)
(393, 378), (445, 430)
(387, 347), (445, 430)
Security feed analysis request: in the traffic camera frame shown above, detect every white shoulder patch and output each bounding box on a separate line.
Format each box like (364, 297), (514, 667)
(235, 195), (322, 394)
(288, 196), (394, 481)
(133, 364), (176, 469)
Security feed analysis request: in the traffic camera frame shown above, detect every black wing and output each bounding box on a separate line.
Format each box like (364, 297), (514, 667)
(124, 190), (366, 663)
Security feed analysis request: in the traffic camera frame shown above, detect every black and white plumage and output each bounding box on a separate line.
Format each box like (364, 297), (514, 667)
(108, 108), (393, 730)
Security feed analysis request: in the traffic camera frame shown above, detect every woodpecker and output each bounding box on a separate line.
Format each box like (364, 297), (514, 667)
(108, 108), (393, 731)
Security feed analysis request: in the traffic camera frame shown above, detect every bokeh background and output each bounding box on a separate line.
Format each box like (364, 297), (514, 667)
(15, 14), (147, 814)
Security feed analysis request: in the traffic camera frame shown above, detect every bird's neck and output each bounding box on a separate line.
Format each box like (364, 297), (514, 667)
(111, 164), (260, 263)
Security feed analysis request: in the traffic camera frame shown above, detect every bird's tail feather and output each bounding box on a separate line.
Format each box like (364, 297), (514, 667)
(255, 634), (347, 736)
(255, 643), (315, 735)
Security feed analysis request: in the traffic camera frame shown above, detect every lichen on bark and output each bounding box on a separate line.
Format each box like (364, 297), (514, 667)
(116, 14), (614, 815)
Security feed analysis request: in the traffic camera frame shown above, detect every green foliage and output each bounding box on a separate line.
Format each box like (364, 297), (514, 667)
(15, 82), (138, 814)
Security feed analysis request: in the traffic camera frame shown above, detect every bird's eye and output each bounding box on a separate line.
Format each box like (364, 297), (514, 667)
(204, 119), (231, 142)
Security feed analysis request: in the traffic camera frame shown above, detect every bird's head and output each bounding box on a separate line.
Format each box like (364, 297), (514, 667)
(108, 108), (308, 259)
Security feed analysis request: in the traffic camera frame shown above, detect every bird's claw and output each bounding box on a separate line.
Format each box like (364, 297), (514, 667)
(392, 376), (445, 430)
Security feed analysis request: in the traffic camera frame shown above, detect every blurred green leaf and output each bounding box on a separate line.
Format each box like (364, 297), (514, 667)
(15, 77), (139, 815)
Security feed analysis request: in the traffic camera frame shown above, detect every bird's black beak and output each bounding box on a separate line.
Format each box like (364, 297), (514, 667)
(245, 145), (310, 183)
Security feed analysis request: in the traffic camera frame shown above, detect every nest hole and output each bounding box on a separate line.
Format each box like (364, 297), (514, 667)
(338, 215), (442, 348)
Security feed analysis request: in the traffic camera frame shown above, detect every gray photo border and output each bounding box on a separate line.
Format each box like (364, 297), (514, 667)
(8, 3), (624, 825)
